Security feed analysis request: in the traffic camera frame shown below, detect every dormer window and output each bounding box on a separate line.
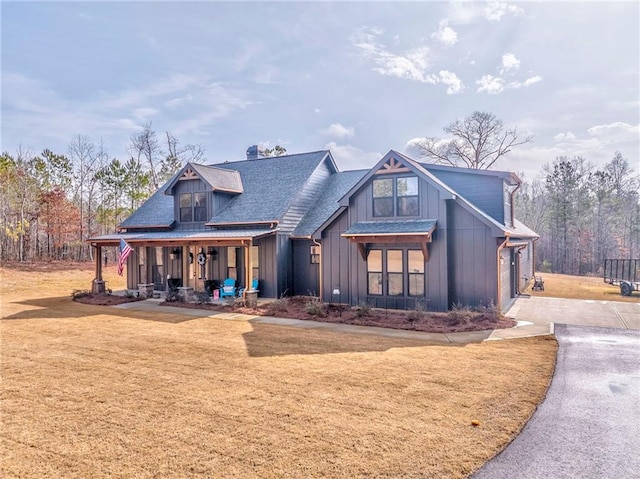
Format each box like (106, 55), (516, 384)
(180, 192), (208, 222)
(373, 176), (419, 217)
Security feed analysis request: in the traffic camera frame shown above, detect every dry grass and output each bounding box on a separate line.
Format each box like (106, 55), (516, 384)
(1, 263), (557, 479)
(524, 272), (640, 303)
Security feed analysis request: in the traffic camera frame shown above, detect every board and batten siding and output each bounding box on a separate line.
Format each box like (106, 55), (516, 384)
(292, 239), (320, 296)
(320, 174), (450, 310)
(446, 201), (499, 308)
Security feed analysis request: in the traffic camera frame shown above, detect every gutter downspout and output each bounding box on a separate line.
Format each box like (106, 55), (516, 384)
(532, 237), (539, 277)
(509, 181), (521, 228)
(313, 238), (322, 299)
(496, 235), (510, 313)
(514, 244), (528, 294)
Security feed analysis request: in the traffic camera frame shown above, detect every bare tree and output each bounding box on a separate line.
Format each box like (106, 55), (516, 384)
(129, 122), (162, 190)
(414, 111), (532, 169)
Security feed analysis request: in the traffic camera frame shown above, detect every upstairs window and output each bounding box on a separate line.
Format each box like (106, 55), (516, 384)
(373, 176), (419, 217)
(194, 192), (207, 221)
(179, 194), (192, 222)
(179, 192), (208, 222)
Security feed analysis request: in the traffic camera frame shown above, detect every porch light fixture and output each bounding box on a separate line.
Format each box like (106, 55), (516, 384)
(207, 247), (218, 258)
(169, 248), (181, 260)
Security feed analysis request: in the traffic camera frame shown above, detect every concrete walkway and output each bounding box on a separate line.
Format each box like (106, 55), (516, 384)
(472, 323), (640, 479)
(114, 295), (638, 343)
(114, 297), (545, 344)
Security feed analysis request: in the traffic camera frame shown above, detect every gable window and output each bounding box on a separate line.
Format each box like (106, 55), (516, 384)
(373, 179), (393, 217)
(179, 194), (192, 222)
(194, 192), (207, 221)
(397, 177), (419, 216)
(179, 192), (208, 222)
(373, 176), (419, 217)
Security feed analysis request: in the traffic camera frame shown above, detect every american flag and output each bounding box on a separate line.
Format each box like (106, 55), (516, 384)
(117, 238), (133, 276)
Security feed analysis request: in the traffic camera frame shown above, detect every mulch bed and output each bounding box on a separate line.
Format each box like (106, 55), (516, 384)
(161, 296), (515, 334)
(73, 294), (145, 306)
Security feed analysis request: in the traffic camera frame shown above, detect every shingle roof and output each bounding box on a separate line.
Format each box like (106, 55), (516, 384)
(189, 163), (243, 193)
(344, 219), (437, 236)
(208, 151), (331, 225)
(119, 177), (175, 229)
(292, 169), (368, 237)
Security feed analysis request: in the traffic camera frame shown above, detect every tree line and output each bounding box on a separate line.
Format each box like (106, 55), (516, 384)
(0, 125), (204, 262)
(1, 112), (638, 278)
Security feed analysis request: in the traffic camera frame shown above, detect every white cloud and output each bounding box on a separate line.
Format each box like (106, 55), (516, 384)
(321, 123), (355, 139)
(523, 76), (543, 86)
(325, 142), (381, 170)
(501, 53), (520, 71)
(351, 28), (463, 94)
(351, 28), (435, 83)
(484, 1), (523, 22)
(438, 70), (463, 95)
(553, 132), (576, 142)
(476, 74), (504, 94)
(587, 122), (640, 144)
(431, 20), (458, 46)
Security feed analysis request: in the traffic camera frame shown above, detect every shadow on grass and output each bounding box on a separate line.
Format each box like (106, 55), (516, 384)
(1, 296), (196, 324)
(241, 318), (479, 357)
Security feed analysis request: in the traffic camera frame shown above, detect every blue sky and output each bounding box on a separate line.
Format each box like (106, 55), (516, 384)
(2, 1), (638, 179)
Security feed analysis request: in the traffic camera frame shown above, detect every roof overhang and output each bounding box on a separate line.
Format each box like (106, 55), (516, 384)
(88, 228), (278, 247)
(342, 220), (436, 261)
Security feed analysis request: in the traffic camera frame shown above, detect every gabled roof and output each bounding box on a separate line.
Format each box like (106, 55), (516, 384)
(292, 169), (368, 238)
(207, 150), (335, 226)
(419, 162), (521, 186)
(338, 150), (457, 207)
(164, 162), (243, 195)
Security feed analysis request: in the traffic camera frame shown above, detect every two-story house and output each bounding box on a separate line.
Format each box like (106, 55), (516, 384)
(89, 148), (538, 312)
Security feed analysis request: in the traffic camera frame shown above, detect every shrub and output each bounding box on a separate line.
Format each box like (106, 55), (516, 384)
(406, 301), (427, 322)
(448, 302), (474, 324)
(193, 291), (211, 305)
(165, 288), (182, 303)
(355, 302), (372, 318)
(266, 297), (289, 314)
(476, 299), (501, 320)
(305, 298), (327, 317)
(71, 289), (91, 300)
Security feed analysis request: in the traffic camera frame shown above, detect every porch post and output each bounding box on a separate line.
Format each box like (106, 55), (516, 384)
(91, 244), (106, 294)
(244, 240), (252, 294)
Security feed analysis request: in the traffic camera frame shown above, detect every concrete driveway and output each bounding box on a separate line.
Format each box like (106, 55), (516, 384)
(487, 296), (640, 341)
(473, 323), (640, 478)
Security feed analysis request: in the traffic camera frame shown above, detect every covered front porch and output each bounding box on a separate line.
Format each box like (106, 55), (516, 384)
(88, 229), (277, 300)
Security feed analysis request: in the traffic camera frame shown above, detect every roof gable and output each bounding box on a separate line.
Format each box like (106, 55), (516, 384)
(338, 150), (457, 207)
(164, 162), (243, 195)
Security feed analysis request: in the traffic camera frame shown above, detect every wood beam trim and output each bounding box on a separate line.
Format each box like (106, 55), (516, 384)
(357, 243), (368, 261)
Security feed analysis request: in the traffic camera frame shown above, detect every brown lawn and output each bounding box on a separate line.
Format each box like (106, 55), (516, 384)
(1, 263), (557, 479)
(525, 272), (640, 303)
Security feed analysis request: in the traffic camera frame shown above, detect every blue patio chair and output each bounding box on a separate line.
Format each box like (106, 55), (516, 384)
(219, 278), (237, 299)
(238, 278), (259, 297)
